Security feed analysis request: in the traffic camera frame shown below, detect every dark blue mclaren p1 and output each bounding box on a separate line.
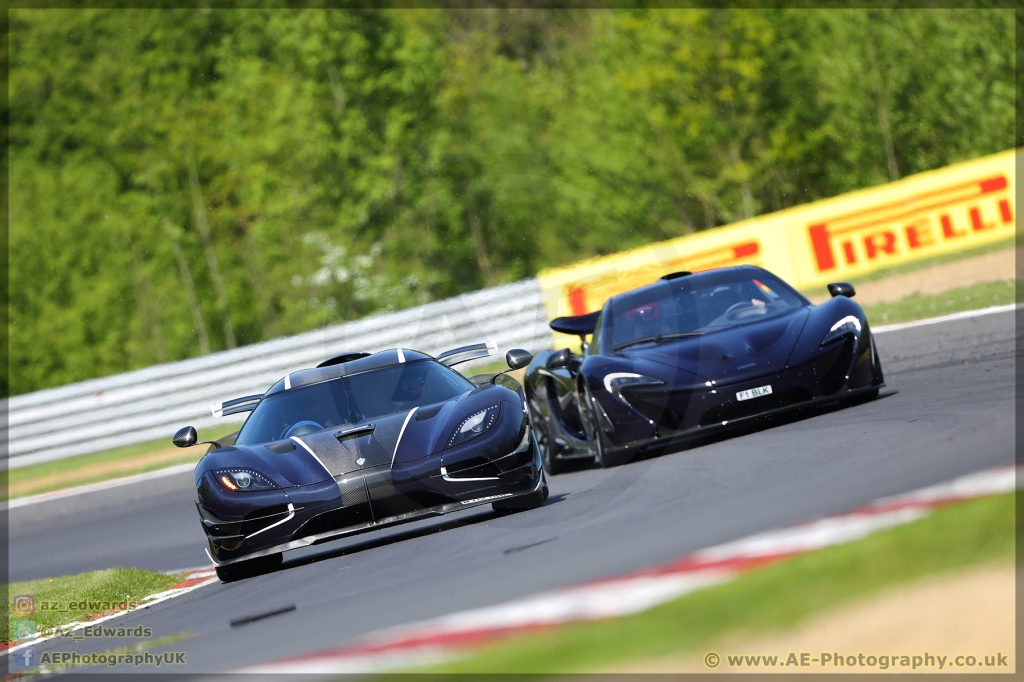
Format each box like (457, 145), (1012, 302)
(525, 266), (885, 473)
(173, 344), (546, 581)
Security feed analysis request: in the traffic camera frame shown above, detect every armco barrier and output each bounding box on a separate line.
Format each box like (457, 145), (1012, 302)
(538, 149), (1017, 344)
(3, 279), (552, 469)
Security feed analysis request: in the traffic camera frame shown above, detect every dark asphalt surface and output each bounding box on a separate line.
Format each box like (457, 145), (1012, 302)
(6, 308), (1016, 675)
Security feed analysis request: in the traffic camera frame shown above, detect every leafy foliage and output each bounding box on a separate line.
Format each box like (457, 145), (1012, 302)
(8, 8), (1015, 395)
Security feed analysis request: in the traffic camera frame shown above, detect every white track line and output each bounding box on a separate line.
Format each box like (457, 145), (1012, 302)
(7, 463), (197, 510)
(872, 302), (1018, 334)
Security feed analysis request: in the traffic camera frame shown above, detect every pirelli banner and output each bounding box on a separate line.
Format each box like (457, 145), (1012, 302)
(538, 148), (1017, 339)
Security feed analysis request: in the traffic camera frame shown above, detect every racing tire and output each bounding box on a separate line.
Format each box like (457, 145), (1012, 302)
(492, 473), (549, 512)
(215, 552), (283, 583)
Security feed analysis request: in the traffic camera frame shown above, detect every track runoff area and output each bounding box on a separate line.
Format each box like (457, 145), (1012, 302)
(6, 303), (1015, 675)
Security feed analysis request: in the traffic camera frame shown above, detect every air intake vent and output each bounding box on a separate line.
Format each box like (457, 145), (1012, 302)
(443, 457), (502, 479)
(317, 351), (371, 368)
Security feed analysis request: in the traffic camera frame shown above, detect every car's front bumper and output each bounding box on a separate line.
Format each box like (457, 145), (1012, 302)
(197, 425), (544, 566)
(587, 334), (883, 455)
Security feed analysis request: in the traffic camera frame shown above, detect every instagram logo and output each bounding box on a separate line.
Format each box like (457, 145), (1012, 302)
(12, 594), (35, 617)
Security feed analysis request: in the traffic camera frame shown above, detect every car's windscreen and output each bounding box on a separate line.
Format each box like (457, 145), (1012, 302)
(236, 360), (473, 445)
(607, 272), (808, 350)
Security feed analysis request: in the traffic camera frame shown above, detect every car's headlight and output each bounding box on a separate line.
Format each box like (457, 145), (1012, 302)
(214, 468), (278, 492)
(447, 404), (500, 448)
(821, 315), (862, 346)
(603, 373), (665, 404)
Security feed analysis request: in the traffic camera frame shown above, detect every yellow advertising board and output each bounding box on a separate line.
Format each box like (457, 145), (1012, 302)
(538, 148), (1017, 342)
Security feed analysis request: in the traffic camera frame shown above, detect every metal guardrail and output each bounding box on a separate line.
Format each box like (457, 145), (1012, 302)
(4, 279), (554, 469)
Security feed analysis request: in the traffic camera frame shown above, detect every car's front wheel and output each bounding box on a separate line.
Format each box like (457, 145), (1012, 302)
(537, 431), (571, 476)
(215, 552), (282, 583)
(581, 383), (629, 468)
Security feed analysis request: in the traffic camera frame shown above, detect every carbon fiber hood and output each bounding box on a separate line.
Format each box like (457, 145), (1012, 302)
(289, 409), (414, 477)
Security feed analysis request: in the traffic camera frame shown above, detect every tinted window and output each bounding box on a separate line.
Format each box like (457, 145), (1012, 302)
(237, 360), (473, 444)
(606, 271), (808, 349)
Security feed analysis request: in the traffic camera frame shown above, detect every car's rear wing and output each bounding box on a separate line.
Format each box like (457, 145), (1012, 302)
(211, 394), (262, 418)
(549, 311), (600, 339)
(436, 341), (495, 367)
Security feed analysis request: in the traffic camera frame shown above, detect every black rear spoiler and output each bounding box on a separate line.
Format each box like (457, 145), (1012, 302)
(550, 311), (600, 338)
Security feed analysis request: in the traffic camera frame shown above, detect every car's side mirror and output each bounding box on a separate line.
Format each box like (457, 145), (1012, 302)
(505, 348), (533, 371)
(827, 282), (856, 298)
(546, 348), (573, 370)
(173, 425), (198, 448)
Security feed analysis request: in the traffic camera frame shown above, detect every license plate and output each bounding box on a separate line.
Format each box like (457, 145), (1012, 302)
(736, 385), (772, 401)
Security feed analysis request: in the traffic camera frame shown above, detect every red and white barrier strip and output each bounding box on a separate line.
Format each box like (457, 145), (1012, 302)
(242, 464), (1017, 675)
(0, 567), (218, 656)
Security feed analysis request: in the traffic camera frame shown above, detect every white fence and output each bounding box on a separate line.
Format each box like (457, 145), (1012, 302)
(4, 279), (554, 469)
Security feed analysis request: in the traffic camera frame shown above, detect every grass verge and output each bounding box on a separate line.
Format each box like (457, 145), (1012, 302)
(5, 423), (240, 501)
(409, 492), (1013, 674)
(863, 279), (1017, 326)
(3, 567), (185, 643)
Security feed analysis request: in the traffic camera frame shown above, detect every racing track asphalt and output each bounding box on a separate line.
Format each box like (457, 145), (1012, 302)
(6, 308), (1016, 675)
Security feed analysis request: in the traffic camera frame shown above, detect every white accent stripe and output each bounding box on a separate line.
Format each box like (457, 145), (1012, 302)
(290, 436), (333, 478)
(246, 503), (296, 539)
(284, 373), (292, 390)
(397, 348), (406, 363)
(7, 463), (198, 509)
(441, 466), (500, 482)
(873, 302), (1018, 334)
(392, 408), (418, 466)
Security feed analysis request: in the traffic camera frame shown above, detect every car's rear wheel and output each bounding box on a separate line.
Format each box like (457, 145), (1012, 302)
(215, 552), (282, 583)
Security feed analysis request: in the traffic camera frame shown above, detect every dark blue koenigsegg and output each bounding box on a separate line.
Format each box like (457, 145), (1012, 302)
(525, 266), (885, 473)
(172, 344), (546, 581)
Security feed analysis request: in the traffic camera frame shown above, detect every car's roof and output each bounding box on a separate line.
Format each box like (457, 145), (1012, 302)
(264, 349), (435, 397)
